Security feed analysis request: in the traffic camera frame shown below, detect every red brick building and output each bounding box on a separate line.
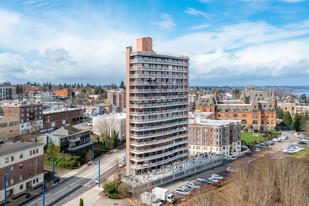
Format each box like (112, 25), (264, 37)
(0, 142), (44, 204)
(43, 108), (83, 129)
(0, 101), (43, 134)
(107, 90), (126, 111)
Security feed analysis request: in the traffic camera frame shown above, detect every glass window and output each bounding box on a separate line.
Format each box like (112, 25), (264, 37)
(11, 156), (14, 161)
(5, 157), (9, 163)
(20, 153), (23, 159)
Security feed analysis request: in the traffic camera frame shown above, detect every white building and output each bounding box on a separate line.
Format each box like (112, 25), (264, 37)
(93, 112), (126, 139)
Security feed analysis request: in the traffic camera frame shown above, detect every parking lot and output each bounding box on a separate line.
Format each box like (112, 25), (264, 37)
(161, 130), (308, 197)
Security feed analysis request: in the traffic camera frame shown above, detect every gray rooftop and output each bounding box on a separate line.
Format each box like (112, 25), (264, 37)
(49, 126), (83, 137)
(0, 142), (44, 156)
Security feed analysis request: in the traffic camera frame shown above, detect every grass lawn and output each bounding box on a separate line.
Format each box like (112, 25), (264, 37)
(290, 148), (309, 158)
(241, 133), (266, 144)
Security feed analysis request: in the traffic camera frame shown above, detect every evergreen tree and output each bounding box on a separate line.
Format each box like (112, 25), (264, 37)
(282, 111), (292, 126)
(15, 85), (20, 94)
(119, 81), (125, 89)
(276, 107), (284, 119)
(293, 113), (302, 131)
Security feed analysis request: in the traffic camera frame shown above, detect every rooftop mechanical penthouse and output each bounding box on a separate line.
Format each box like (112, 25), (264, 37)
(126, 37), (189, 175)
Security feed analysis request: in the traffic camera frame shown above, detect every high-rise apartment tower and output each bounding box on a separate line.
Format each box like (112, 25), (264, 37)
(126, 37), (189, 175)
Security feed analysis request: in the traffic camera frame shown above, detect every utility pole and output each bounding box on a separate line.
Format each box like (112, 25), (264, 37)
(98, 159), (101, 187)
(92, 141), (94, 163)
(43, 183), (45, 206)
(4, 174), (7, 206)
(53, 156), (55, 184)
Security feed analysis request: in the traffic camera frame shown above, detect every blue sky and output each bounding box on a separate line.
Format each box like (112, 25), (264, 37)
(0, 0), (309, 86)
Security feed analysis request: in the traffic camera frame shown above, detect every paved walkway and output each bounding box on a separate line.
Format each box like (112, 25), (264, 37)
(63, 186), (130, 206)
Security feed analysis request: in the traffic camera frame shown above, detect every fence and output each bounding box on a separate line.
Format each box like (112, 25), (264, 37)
(124, 155), (223, 194)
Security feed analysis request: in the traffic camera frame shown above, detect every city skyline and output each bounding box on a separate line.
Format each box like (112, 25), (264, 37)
(1, 0), (309, 86)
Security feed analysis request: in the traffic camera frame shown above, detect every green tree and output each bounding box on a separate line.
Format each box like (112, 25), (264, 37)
(293, 113), (302, 131)
(15, 85), (20, 94)
(276, 107), (284, 119)
(282, 111), (292, 126)
(233, 88), (240, 96)
(81, 88), (86, 93)
(119, 81), (125, 89)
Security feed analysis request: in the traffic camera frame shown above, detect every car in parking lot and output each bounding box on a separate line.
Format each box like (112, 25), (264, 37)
(227, 167), (238, 172)
(255, 148), (261, 152)
(211, 174), (224, 180)
(298, 140), (308, 145)
(182, 185), (195, 192)
(197, 177), (214, 184)
(245, 152), (252, 155)
(268, 141), (274, 145)
(208, 177), (219, 183)
(175, 188), (190, 196)
(187, 182), (202, 189)
(229, 156), (237, 160)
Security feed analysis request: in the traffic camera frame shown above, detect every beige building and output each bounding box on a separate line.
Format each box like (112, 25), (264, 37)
(279, 102), (309, 118)
(0, 142), (44, 205)
(0, 116), (20, 139)
(126, 37), (189, 175)
(189, 115), (241, 157)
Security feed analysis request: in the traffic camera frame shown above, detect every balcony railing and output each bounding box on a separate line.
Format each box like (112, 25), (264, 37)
(130, 146), (188, 162)
(129, 59), (189, 66)
(130, 140), (188, 154)
(130, 153), (189, 169)
(130, 127), (187, 139)
(130, 108), (188, 116)
(130, 114), (187, 124)
(130, 67), (188, 72)
(67, 141), (93, 151)
(68, 137), (81, 143)
(130, 101), (188, 109)
(129, 74), (188, 79)
(129, 88), (187, 93)
(129, 95), (187, 101)
(130, 121), (188, 131)
(129, 134), (188, 147)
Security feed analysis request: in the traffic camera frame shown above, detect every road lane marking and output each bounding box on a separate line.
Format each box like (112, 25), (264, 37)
(36, 152), (124, 205)
(127, 198), (137, 206)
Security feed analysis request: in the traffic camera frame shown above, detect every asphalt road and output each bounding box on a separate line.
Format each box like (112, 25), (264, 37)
(21, 149), (125, 206)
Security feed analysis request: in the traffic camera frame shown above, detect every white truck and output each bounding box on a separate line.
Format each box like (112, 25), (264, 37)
(141, 192), (162, 206)
(152, 187), (175, 203)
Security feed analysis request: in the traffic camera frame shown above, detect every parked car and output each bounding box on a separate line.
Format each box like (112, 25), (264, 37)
(258, 144), (262, 146)
(298, 141), (308, 145)
(268, 141), (274, 145)
(208, 177), (219, 183)
(175, 188), (190, 196)
(211, 174), (224, 180)
(187, 182), (202, 189)
(44, 171), (50, 177)
(264, 142), (269, 146)
(227, 167), (238, 172)
(229, 156), (237, 160)
(182, 185), (195, 192)
(245, 152), (252, 155)
(255, 148), (261, 152)
(197, 177), (213, 184)
(53, 177), (60, 183)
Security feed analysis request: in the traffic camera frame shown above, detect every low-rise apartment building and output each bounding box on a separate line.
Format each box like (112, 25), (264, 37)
(43, 108), (83, 129)
(93, 112), (126, 139)
(0, 142), (44, 205)
(189, 117), (241, 157)
(0, 116), (20, 139)
(46, 126), (92, 152)
(0, 101), (43, 134)
(53, 90), (72, 98)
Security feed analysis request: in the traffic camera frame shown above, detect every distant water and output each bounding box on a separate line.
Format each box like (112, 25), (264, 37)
(293, 91), (309, 97)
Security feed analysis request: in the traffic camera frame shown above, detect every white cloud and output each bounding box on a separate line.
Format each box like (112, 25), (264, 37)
(155, 14), (176, 31)
(280, 0), (305, 3)
(0, 8), (309, 85)
(186, 8), (210, 19)
(189, 24), (210, 30)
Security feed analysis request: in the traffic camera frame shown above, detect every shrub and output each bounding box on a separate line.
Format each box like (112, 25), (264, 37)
(118, 183), (132, 198)
(108, 193), (121, 199)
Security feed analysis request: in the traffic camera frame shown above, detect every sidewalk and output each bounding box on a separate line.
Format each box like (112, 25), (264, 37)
(63, 186), (129, 206)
